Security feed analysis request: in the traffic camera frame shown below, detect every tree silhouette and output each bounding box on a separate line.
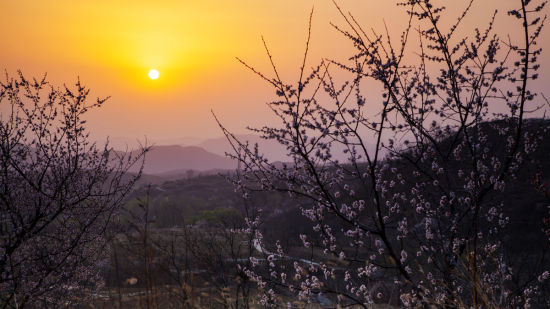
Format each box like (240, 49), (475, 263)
(0, 72), (147, 307)
(217, 0), (550, 307)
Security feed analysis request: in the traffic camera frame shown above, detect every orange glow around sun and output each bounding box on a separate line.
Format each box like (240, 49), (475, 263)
(1, 0), (548, 142)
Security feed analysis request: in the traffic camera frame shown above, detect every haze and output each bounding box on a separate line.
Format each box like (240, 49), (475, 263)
(1, 0), (548, 148)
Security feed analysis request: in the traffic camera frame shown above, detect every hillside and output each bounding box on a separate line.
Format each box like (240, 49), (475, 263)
(124, 145), (237, 175)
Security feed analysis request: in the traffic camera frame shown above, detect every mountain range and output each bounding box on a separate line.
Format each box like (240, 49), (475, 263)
(125, 145), (236, 176)
(119, 134), (288, 177)
(120, 133), (374, 178)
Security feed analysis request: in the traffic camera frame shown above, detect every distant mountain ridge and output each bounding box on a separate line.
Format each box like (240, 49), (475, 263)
(197, 134), (289, 162)
(118, 133), (376, 176)
(196, 134), (373, 162)
(124, 145), (236, 175)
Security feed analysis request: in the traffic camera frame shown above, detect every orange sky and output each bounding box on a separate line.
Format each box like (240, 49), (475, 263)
(1, 0), (548, 147)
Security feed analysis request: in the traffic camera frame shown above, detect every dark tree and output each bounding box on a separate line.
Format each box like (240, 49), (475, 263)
(0, 72), (146, 308)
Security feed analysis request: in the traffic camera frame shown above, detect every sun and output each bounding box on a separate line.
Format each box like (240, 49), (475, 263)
(148, 69), (160, 80)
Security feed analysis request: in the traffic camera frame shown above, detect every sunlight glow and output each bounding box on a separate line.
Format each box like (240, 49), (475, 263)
(148, 69), (160, 80)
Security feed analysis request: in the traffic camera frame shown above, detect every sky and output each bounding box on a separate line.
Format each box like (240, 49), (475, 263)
(1, 0), (548, 148)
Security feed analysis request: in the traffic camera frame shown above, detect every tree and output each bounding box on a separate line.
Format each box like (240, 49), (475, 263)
(0, 72), (146, 307)
(217, 0), (550, 307)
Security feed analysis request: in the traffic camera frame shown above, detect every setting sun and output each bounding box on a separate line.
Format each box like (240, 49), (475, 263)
(148, 69), (160, 80)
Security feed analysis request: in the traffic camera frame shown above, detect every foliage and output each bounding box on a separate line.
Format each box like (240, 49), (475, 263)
(106, 192), (254, 309)
(185, 207), (244, 226)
